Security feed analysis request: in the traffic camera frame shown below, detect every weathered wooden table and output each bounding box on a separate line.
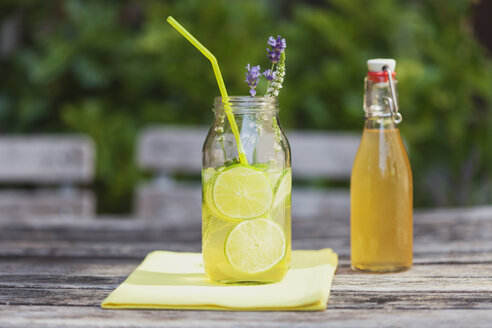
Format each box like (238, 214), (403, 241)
(1, 207), (491, 327)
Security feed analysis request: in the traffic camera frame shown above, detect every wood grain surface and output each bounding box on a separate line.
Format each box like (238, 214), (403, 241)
(1, 206), (491, 327)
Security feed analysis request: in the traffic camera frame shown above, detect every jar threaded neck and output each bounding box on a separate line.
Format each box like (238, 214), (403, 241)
(214, 96), (278, 113)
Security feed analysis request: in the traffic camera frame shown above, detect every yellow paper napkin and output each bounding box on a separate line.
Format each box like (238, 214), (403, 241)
(101, 249), (338, 311)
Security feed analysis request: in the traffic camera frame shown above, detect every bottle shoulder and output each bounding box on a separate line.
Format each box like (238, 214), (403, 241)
(352, 127), (411, 175)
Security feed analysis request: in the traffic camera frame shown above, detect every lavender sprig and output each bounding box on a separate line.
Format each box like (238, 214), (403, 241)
(267, 35), (286, 64)
(243, 35), (286, 97)
(262, 69), (276, 82)
(266, 51), (285, 97)
(245, 64), (261, 97)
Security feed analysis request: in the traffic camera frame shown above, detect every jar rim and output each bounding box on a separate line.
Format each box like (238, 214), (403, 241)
(213, 96), (278, 113)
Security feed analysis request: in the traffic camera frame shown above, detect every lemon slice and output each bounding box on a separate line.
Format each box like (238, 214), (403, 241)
(203, 173), (229, 221)
(272, 169), (292, 209)
(212, 165), (273, 219)
(202, 167), (216, 185)
(203, 168), (219, 215)
(266, 169), (283, 187)
(225, 218), (286, 274)
(253, 163), (282, 186)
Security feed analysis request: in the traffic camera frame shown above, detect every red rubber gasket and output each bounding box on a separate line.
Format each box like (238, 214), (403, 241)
(367, 71), (396, 82)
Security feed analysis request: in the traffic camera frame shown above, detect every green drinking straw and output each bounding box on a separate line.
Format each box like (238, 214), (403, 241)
(166, 16), (248, 165)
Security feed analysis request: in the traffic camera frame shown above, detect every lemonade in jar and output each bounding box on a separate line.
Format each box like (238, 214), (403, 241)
(165, 19), (290, 284)
(202, 96), (291, 284)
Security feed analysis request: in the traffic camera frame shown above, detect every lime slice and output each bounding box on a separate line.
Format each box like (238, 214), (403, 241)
(266, 169), (283, 187)
(202, 167), (216, 185)
(225, 218), (286, 274)
(203, 168), (217, 214)
(252, 163), (282, 186)
(272, 169), (292, 209)
(253, 163), (269, 171)
(213, 165), (273, 219)
(203, 168), (239, 223)
(204, 174), (226, 220)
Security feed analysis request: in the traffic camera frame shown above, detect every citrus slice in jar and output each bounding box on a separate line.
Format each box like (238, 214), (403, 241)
(202, 167), (217, 185)
(212, 165), (273, 219)
(272, 169), (292, 209)
(225, 218), (286, 274)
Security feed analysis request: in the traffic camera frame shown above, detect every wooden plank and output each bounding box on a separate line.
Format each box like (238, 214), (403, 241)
(2, 257), (490, 279)
(1, 206), (491, 243)
(0, 207), (491, 261)
(0, 232), (491, 263)
(0, 262), (491, 310)
(1, 238), (491, 264)
(0, 190), (95, 219)
(0, 257), (139, 276)
(0, 256), (492, 278)
(0, 240), (199, 259)
(135, 183), (350, 221)
(0, 306), (491, 328)
(0, 136), (94, 183)
(2, 260), (492, 290)
(1, 285), (491, 311)
(137, 126), (360, 179)
(414, 205), (492, 221)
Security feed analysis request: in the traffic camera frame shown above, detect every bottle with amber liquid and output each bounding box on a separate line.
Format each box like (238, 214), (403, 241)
(351, 59), (413, 273)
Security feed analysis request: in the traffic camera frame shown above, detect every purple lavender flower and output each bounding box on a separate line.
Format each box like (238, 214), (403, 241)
(245, 64), (261, 97)
(263, 69), (276, 82)
(266, 35), (286, 63)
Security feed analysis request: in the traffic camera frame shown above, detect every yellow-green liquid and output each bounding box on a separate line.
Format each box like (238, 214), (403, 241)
(351, 127), (413, 272)
(202, 166), (291, 284)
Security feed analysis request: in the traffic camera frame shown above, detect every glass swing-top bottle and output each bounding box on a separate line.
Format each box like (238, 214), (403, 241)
(351, 59), (413, 273)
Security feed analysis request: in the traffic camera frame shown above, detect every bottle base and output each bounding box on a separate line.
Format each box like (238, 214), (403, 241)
(351, 263), (411, 273)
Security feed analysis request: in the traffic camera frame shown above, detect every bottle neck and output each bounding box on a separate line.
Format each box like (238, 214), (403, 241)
(363, 75), (399, 120)
(364, 116), (397, 130)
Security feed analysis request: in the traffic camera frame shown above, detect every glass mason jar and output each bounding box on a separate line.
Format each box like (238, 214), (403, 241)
(202, 96), (291, 284)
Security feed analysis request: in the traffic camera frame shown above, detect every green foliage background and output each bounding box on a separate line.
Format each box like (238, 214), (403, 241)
(0, 0), (491, 213)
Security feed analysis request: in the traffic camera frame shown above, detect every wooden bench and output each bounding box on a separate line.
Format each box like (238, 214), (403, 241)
(0, 136), (95, 219)
(136, 126), (360, 222)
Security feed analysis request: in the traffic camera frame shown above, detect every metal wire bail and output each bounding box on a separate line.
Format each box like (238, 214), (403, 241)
(383, 66), (402, 124)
